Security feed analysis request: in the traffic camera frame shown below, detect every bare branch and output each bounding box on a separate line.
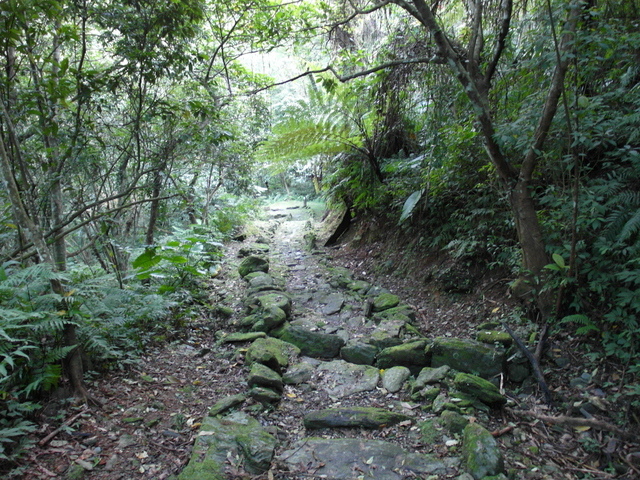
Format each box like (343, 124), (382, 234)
(247, 56), (437, 95)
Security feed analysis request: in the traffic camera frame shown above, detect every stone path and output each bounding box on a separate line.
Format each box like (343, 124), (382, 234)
(178, 201), (511, 480)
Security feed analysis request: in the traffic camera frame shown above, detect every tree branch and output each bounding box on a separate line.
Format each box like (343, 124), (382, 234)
(484, 0), (513, 87)
(247, 56), (437, 95)
(520, 1), (581, 181)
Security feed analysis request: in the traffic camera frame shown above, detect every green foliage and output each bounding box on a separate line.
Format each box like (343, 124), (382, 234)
(132, 225), (224, 292)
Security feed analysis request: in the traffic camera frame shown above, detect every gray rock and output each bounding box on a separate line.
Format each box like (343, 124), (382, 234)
(280, 437), (455, 480)
(453, 373), (507, 407)
(462, 422), (504, 479)
(428, 337), (504, 379)
(304, 406), (411, 429)
(178, 412), (276, 479)
(415, 365), (451, 389)
(283, 362), (315, 384)
(238, 255), (269, 278)
(340, 341), (378, 365)
(273, 324), (345, 358)
(316, 360), (380, 398)
(382, 366), (411, 393)
(245, 337), (300, 373)
(247, 363), (283, 392)
(376, 340), (429, 370)
(321, 292), (345, 315)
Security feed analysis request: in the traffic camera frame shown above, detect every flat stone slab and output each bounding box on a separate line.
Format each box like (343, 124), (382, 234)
(279, 437), (457, 480)
(316, 360), (380, 398)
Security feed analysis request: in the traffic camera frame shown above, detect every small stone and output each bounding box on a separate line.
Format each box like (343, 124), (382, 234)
(249, 386), (282, 404)
(247, 363), (284, 392)
(208, 394), (246, 416)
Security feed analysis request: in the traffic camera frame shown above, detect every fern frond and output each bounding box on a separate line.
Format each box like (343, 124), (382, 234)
(617, 207), (640, 243)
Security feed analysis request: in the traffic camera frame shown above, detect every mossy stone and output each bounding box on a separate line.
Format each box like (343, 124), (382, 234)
(453, 373), (507, 407)
(462, 422), (504, 479)
(238, 256), (269, 278)
(372, 293), (401, 312)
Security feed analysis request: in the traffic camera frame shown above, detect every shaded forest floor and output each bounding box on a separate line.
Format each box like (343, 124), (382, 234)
(15, 200), (640, 480)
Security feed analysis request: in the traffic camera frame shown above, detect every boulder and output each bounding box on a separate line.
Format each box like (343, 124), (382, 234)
(178, 412), (276, 479)
(462, 422), (504, 479)
(340, 341), (378, 365)
(376, 340), (429, 370)
(245, 337), (300, 373)
(238, 256), (269, 278)
(273, 324), (345, 358)
(304, 407), (411, 429)
(428, 338), (504, 379)
(453, 373), (507, 407)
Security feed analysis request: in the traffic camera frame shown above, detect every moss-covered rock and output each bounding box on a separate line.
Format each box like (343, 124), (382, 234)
(249, 386), (281, 405)
(476, 330), (513, 346)
(238, 255), (269, 278)
(439, 410), (469, 435)
(245, 337), (300, 373)
(304, 407), (411, 429)
(373, 305), (416, 322)
(376, 340), (429, 369)
(273, 324), (345, 358)
(453, 373), (507, 407)
(462, 422), (504, 479)
(428, 337), (504, 379)
(178, 412), (276, 479)
(340, 341), (378, 365)
(247, 363), (283, 392)
(372, 293), (401, 312)
(208, 394), (246, 417)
